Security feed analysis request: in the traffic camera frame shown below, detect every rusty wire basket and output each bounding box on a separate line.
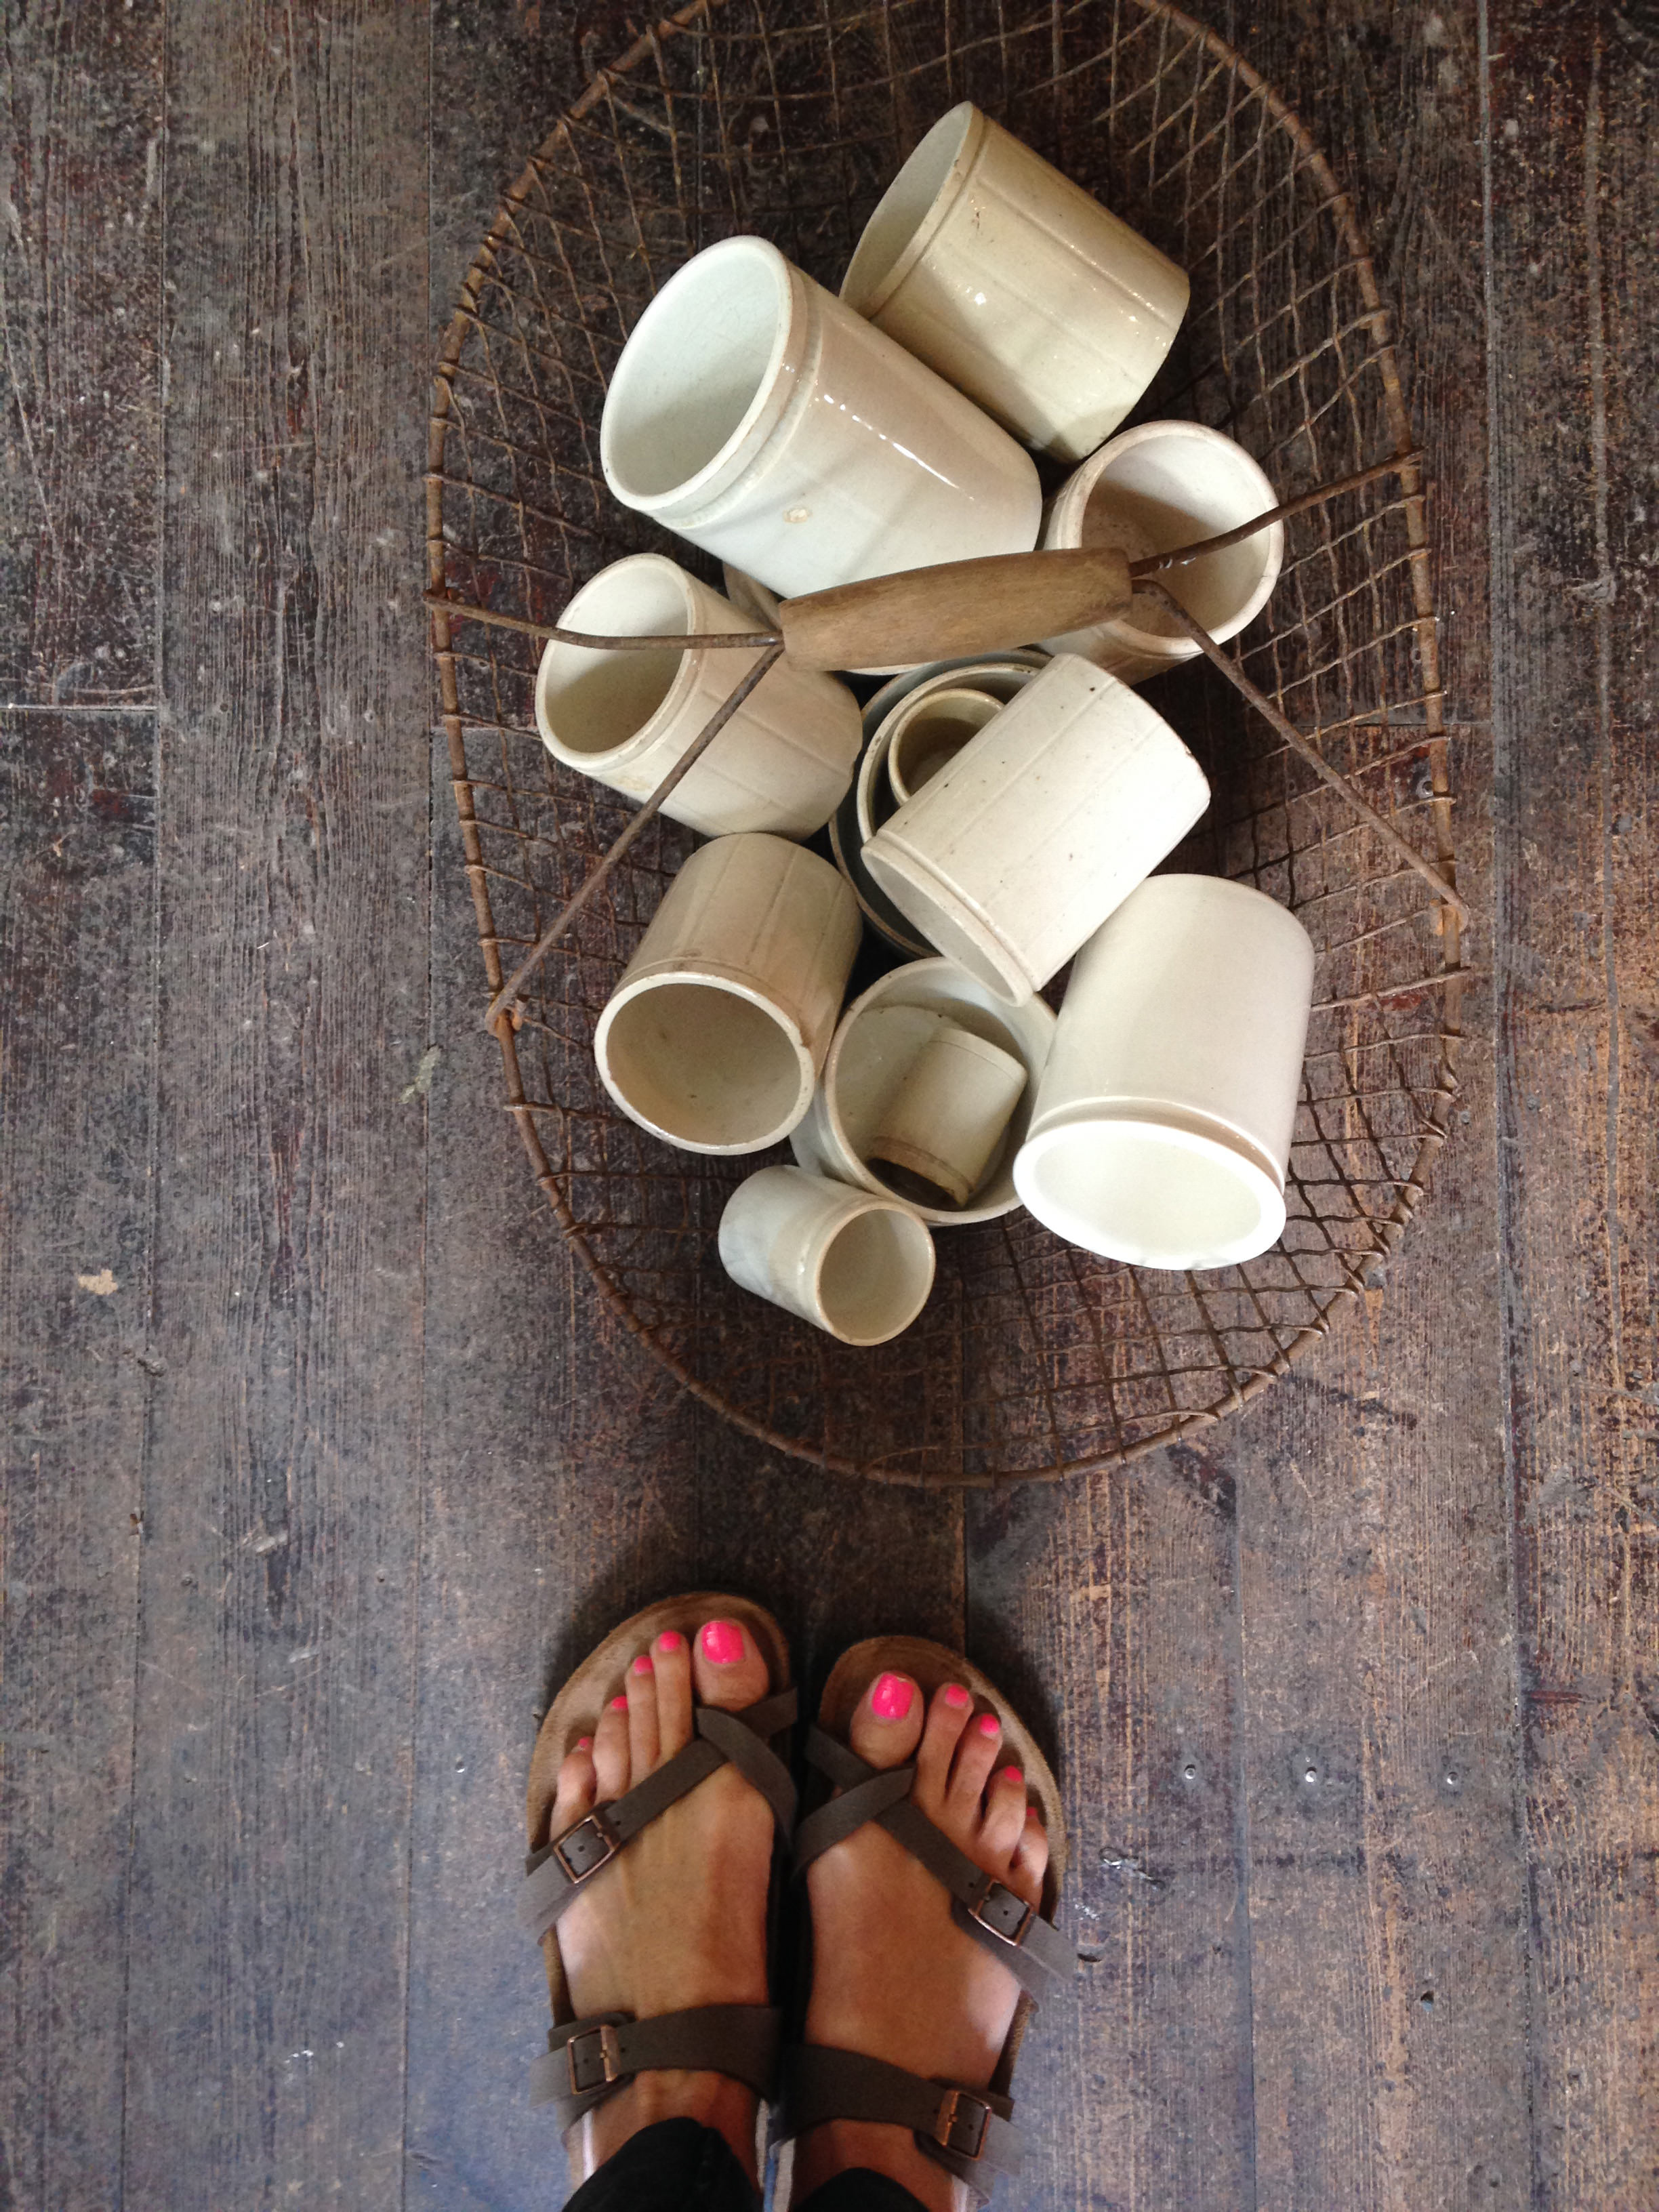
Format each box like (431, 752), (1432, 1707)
(428, 0), (1466, 1486)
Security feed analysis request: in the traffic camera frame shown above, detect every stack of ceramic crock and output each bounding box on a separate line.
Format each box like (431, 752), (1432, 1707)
(533, 104), (1316, 1347)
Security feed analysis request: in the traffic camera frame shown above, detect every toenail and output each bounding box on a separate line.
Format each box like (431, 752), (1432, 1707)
(998, 1765), (1023, 1784)
(977, 1713), (1001, 1737)
(871, 1673), (914, 1721)
(610, 1695), (629, 1711)
(701, 1620), (745, 1665)
(656, 1629), (684, 1652)
(577, 1736), (592, 1750)
(943, 1684), (971, 1709)
(632, 1654), (654, 1676)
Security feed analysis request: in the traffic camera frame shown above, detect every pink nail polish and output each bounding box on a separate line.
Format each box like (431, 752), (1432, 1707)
(998, 1765), (1023, 1784)
(701, 1620), (744, 1665)
(610, 1695), (629, 1711)
(657, 1629), (684, 1653)
(871, 1672), (914, 1721)
(978, 1712), (1001, 1738)
(576, 1736), (593, 1750)
(943, 1684), (971, 1709)
(632, 1654), (654, 1677)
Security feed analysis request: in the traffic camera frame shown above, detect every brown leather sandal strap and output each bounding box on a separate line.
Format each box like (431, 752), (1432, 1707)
(779, 2045), (1023, 2199)
(518, 1688), (798, 1944)
(531, 2005), (781, 2126)
(794, 1725), (1070, 1999)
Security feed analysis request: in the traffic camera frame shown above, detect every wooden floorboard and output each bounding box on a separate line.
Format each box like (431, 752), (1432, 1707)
(0, 710), (157, 2212)
(117, 6), (432, 2205)
(1488, 4), (1659, 2200)
(0, 0), (162, 704)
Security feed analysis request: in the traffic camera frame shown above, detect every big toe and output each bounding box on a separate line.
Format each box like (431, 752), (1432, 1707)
(847, 1668), (924, 1769)
(691, 1616), (772, 1713)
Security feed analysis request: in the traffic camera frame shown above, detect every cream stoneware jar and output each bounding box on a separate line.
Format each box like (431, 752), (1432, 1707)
(1014, 874), (1315, 1271)
(1042, 420), (1284, 681)
(790, 957), (1056, 1228)
(841, 104), (1189, 463)
(866, 1020), (1029, 1209)
(834, 655), (1046, 958)
(600, 234), (1041, 599)
(537, 554), (861, 838)
(594, 834), (860, 1155)
(718, 1165), (936, 1345)
(862, 653), (1211, 1006)
(885, 687), (1003, 808)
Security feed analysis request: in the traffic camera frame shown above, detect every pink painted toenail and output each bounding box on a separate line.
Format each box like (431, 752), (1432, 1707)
(943, 1684), (971, 1709)
(978, 1713), (1001, 1738)
(657, 1630), (684, 1652)
(577, 1736), (593, 1750)
(998, 1765), (1023, 1784)
(610, 1696), (629, 1711)
(871, 1673), (914, 1721)
(632, 1654), (654, 1676)
(701, 1620), (744, 1665)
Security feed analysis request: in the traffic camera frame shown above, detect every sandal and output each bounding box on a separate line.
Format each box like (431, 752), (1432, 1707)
(777, 1635), (1070, 2200)
(518, 1592), (798, 2128)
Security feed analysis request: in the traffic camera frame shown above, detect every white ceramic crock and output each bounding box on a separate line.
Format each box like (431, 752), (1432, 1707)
(600, 234), (1041, 599)
(1041, 421), (1284, 681)
(718, 1165), (936, 1345)
(1013, 874), (1315, 1270)
(536, 554), (861, 838)
(840, 104), (1189, 463)
(594, 834), (861, 1155)
(885, 688), (1002, 808)
(865, 1020), (1029, 1208)
(789, 957), (1056, 1227)
(861, 654), (1211, 1006)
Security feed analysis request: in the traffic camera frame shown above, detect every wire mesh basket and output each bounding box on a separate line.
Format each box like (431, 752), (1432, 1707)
(427, 0), (1466, 1486)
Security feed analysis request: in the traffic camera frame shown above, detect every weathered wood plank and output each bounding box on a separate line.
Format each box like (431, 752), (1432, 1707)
(0, 1), (163, 704)
(119, 6), (432, 2204)
(966, 1457), (1256, 2212)
(1488, 4), (1659, 2202)
(0, 710), (155, 2212)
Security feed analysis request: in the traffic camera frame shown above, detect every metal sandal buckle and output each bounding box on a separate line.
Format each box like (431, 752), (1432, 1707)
(966, 1873), (1035, 1948)
(552, 1807), (621, 1884)
(932, 2086), (990, 2160)
(565, 2022), (625, 2096)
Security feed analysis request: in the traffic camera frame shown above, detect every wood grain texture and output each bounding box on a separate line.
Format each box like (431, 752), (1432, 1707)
(118, 6), (432, 2205)
(0, 711), (155, 2212)
(0, 1), (163, 704)
(1488, 4), (1659, 2202)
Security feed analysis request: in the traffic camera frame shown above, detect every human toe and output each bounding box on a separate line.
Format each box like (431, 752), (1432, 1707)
(550, 1736), (596, 1836)
(846, 1668), (924, 1769)
(591, 1692), (632, 1801)
(944, 1707), (1004, 1820)
(914, 1679), (974, 1807)
(1010, 1805), (1049, 1900)
(980, 1763), (1029, 1861)
(651, 1627), (694, 1757)
(691, 1616), (771, 1713)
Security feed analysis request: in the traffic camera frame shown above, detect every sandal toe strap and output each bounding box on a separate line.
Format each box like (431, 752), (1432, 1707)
(779, 2045), (1023, 2198)
(531, 2004), (781, 2127)
(519, 1687), (798, 1943)
(792, 1725), (1070, 2001)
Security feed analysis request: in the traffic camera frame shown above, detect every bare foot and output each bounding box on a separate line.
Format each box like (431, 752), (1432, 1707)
(544, 1617), (777, 2185)
(793, 1670), (1050, 2212)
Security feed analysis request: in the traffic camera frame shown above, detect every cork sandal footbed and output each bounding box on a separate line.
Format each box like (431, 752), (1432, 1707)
(525, 1590), (792, 2020)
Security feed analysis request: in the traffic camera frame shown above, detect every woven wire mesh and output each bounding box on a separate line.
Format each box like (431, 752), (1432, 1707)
(427, 0), (1465, 1486)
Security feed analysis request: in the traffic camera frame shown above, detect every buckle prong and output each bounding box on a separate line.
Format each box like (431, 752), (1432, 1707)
(966, 1873), (1035, 1949)
(565, 2022), (625, 2096)
(552, 1807), (621, 1884)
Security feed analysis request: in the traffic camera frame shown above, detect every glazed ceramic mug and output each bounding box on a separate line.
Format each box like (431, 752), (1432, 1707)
(537, 554), (862, 838)
(840, 104), (1189, 462)
(600, 234), (1041, 600)
(1014, 874), (1315, 1270)
(594, 834), (861, 1155)
(1042, 421), (1284, 681)
(718, 1165), (937, 1345)
(862, 654), (1211, 1006)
